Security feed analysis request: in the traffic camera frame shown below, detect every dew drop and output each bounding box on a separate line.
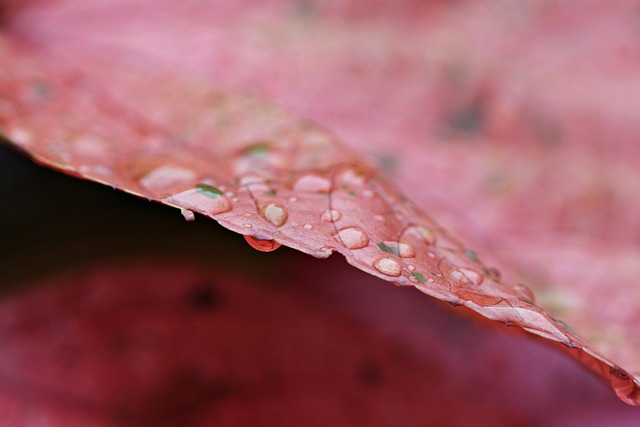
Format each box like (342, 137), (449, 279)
(293, 174), (331, 193)
(451, 268), (484, 286)
(514, 283), (535, 303)
(407, 225), (436, 245)
(408, 264), (416, 271)
(167, 187), (232, 215)
(244, 235), (281, 252)
(409, 275), (418, 283)
(289, 196), (298, 203)
(140, 165), (196, 192)
(261, 203), (288, 227)
(304, 224), (313, 230)
(335, 227), (369, 250)
(320, 209), (342, 223)
(181, 209), (195, 221)
(373, 257), (403, 277)
(362, 190), (374, 198)
(379, 241), (415, 258)
(243, 223), (252, 229)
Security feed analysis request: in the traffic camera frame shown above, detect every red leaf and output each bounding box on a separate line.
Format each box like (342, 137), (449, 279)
(1, 0), (640, 406)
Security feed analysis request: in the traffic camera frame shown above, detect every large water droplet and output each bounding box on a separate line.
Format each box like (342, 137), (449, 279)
(514, 283), (535, 303)
(320, 209), (341, 223)
(335, 227), (369, 250)
(167, 186), (232, 215)
(406, 225), (436, 245)
(451, 268), (483, 286)
(373, 257), (402, 277)
(140, 165), (196, 192)
(244, 235), (281, 252)
(293, 174), (331, 193)
(261, 203), (288, 227)
(378, 241), (415, 258)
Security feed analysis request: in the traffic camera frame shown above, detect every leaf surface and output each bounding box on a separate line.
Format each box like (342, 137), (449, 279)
(1, 0), (639, 405)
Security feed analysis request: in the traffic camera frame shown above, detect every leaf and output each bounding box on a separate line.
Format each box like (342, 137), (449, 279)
(1, 0), (640, 406)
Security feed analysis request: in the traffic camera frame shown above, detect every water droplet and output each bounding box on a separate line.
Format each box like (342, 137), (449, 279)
(304, 224), (313, 230)
(373, 257), (402, 277)
(373, 215), (385, 222)
(239, 175), (270, 193)
(243, 223), (252, 229)
(409, 275), (418, 283)
(181, 209), (195, 221)
(320, 209), (342, 223)
(451, 268), (483, 286)
(289, 197), (298, 203)
(408, 264), (416, 271)
(362, 190), (374, 198)
(140, 165), (197, 192)
(335, 168), (368, 187)
(167, 187), (232, 215)
(261, 203), (288, 227)
(466, 250), (479, 262)
(514, 283), (535, 303)
(378, 241), (415, 258)
(335, 227), (369, 250)
(294, 174), (331, 193)
(244, 235), (281, 252)
(407, 225), (436, 245)
(232, 198), (239, 203)
(225, 191), (234, 197)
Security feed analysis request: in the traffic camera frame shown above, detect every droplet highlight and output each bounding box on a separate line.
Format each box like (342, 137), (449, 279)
(335, 227), (369, 250)
(244, 235), (281, 252)
(373, 257), (402, 277)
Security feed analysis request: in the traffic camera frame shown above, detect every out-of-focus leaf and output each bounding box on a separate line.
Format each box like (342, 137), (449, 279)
(1, 0), (639, 406)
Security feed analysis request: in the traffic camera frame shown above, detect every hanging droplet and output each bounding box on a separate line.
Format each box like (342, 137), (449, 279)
(261, 203), (288, 227)
(335, 227), (369, 250)
(244, 235), (281, 252)
(294, 174), (331, 193)
(373, 257), (403, 277)
(406, 225), (436, 245)
(320, 209), (342, 223)
(181, 209), (195, 221)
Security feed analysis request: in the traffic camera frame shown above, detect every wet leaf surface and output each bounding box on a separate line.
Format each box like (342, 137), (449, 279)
(1, 0), (639, 409)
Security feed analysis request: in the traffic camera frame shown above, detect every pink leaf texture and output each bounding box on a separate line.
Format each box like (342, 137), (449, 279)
(1, 0), (639, 407)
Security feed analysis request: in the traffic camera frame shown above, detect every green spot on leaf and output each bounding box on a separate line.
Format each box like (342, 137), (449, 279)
(195, 183), (223, 198)
(244, 142), (270, 156)
(265, 189), (277, 196)
(412, 272), (426, 284)
(377, 242), (399, 256)
(466, 250), (479, 262)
